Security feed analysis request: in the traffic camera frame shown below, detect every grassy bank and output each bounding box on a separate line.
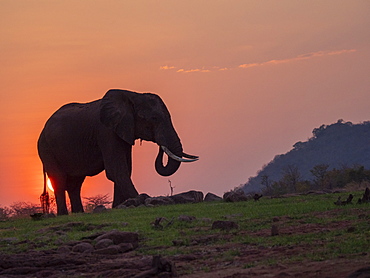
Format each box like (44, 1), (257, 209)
(0, 191), (369, 266)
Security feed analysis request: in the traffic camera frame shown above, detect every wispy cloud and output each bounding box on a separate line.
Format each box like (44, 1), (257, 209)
(239, 49), (357, 69)
(159, 65), (176, 70)
(160, 49), (356, 73)
(176, 68), (210, 73)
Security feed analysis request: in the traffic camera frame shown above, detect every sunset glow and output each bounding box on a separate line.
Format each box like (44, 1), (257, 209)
(47, 178), (54, 192)
(0, 1), (369, 207)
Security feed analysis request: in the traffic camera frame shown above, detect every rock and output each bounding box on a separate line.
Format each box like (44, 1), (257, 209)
(72, 242), (94, 253)
(253, 194), (263, 201)
(271, 225), (279, 236)
(121, 198), (140, 207)
(118, 243), (134, 253)
(145, 196), (174, 206)
(80, 232), (106, 241)
(138, 193), (151, 203)
(178, 215), (196, 222)
(133, 255), (177, 278)
(121, 193), (151, 207)
(57, 246), (71, 253)
(30, 213), (44, 220)
(223, 190), (249, 202)
(170, 190), (204, 204)
(93, 205), (107, 213)
(204, 192), (222, 202)
(95, 238), (114, 249)
(115, 204), (127, 209)
(172, 240), (185, 246)
(347, 266), (370, 278)
(358, 187), (370, 204)
(95, 231), (139, 248)
(347, 227), (356, 233)
(151, 217), (174, 229)
(93, 245), (120, 255)
(212, 220), (239, 230)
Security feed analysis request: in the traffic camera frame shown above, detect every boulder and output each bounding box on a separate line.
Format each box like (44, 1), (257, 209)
(121, 193), (151, 207)
(95, 238), (114, 249)
(204, 192), (222, 202)
(93, 205), (107, 213)
(95, 231), (139, 248)
(223, 190), (249, 202)
(118, 243), (134, 253)
(212, 220), (239, 230)
(178, 215), (196, 222)
(347, 266), (370, 278)
(271, 225), (279, 236)
(72, 242), (94, 253)
(57, 246), (71, 253)
(145, 196), (174, 206)
(170, 190), (204, 204)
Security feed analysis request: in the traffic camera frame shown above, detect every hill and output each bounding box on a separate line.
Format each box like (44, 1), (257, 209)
(243, 119), (370, 193)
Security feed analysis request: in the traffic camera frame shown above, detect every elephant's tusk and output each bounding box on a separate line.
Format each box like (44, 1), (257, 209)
(161, 146), (199, 162)
(182, 152), (199, 159)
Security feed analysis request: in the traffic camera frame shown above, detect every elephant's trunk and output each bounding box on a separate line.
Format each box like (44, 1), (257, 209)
(155, 146), (182, 176)
(155, 145), (199, 176)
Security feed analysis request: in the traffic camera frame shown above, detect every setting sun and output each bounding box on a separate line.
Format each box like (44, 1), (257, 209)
(47, 178), (54, 192)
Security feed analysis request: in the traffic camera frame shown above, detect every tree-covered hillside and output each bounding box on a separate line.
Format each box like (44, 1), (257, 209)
(243, 120), (370, 193)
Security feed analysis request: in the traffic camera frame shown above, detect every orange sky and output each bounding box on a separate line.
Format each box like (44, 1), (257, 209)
(1, 1), (370, 207)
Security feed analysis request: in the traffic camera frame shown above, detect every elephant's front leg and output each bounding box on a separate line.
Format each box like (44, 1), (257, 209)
(103, 142), (139, 207)
(112, 177), (139, 207)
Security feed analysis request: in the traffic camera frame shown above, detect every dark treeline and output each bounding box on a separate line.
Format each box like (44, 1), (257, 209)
(261, 164), (370, 196)
(243, 119), (370, 194)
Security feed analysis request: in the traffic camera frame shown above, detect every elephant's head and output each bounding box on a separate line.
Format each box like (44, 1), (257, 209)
(100, 89), (198, 176)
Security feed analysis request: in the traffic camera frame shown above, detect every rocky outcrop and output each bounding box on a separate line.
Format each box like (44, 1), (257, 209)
(57, 230), (139, 255)
(223, 190), (250, 202)
(169, 190), (204, 204)
(204, 192), (223, 202)
(117, 190), (208, 208)
(145, 196), (174, 206)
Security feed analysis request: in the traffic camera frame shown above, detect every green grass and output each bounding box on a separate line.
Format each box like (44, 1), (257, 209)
(0, 191), (369, 265)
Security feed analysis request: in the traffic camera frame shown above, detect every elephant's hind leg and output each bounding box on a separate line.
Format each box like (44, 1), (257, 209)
(48, 173), (68, 216)
(66, 176), (86, 213)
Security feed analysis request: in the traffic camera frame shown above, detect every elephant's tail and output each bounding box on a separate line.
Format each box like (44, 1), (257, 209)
(42, 166), (47, 195)
(40, 166), (50, 214)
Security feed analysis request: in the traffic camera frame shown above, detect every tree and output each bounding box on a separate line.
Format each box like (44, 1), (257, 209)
(83, 194), (112, 211)
(261, 174), (271, 188)
(310, 164), (329, 189)
(282, 165), (302, 192)
(10, 202), (41, 218)
(0, 206), (11, 221)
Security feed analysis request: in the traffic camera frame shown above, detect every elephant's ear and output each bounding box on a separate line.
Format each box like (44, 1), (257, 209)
(100, 90), (135, 145)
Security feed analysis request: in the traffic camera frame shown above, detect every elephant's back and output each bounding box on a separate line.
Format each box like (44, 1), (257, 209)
(38, 99), (104, 175)
(54, 99), (101, 117)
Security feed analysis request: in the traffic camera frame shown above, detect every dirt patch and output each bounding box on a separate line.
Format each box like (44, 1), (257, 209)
(0, 242), (368, 277)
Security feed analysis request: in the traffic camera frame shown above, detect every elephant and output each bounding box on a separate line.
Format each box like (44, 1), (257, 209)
(38, 89), (198, 215)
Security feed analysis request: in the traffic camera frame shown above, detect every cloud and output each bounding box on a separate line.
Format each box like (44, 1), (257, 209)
(176, 68), (210, 73)
(239, 49), (357, 69)
(238, 63), (259, 69)
(159, 65), (176, 70)
(160, 49), (356, 73)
